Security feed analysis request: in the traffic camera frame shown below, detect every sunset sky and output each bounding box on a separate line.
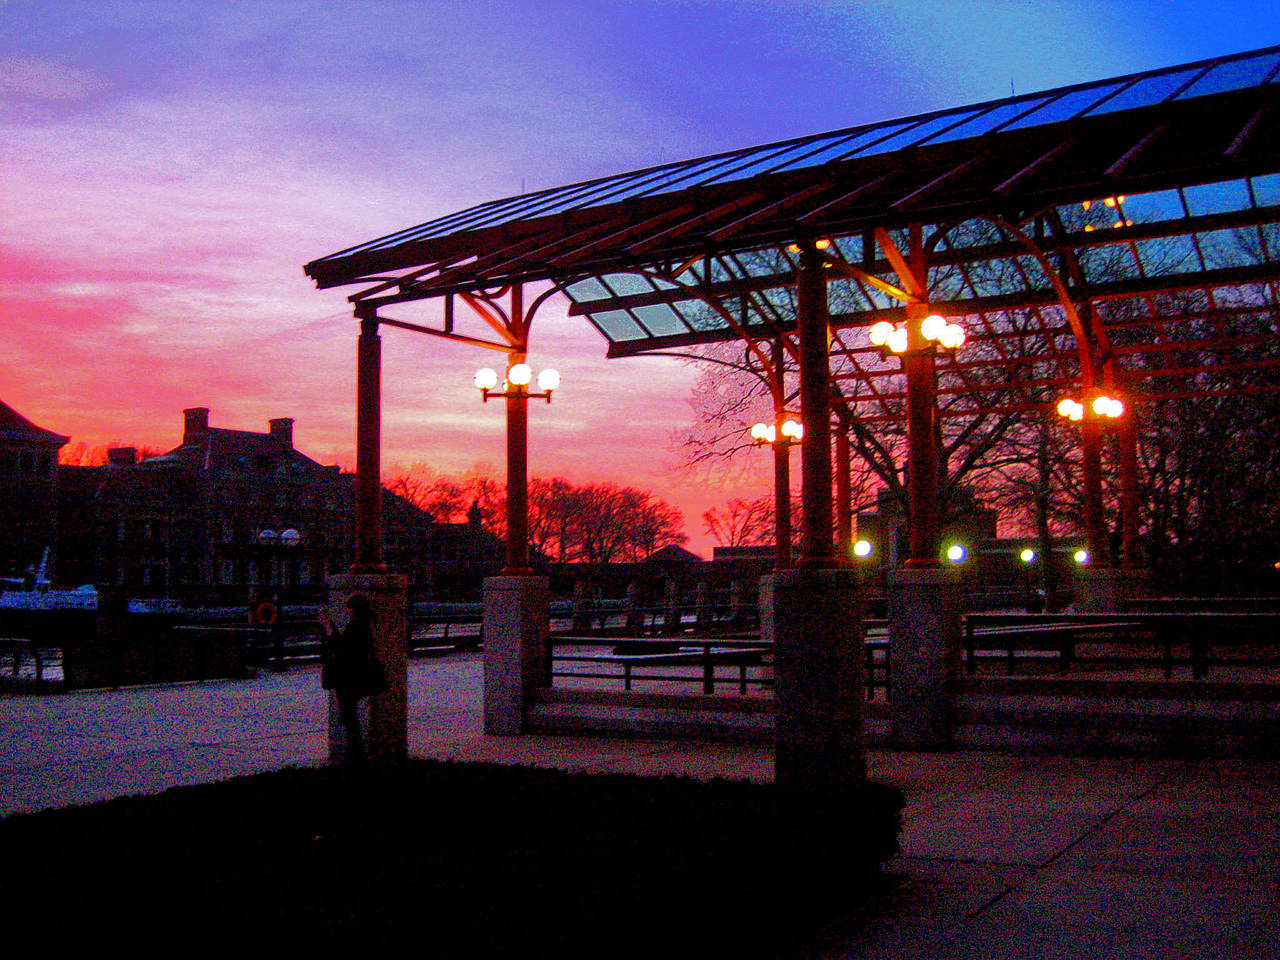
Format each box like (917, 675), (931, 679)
(4, 0), (1280, 556)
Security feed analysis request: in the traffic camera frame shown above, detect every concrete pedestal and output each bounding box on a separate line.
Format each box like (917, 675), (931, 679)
(760, 569), (865, 790)
(1072, 567), (1153, 613)
(483, 575), (550, 735)
(887, 567), (962, 750)
(326, 571), (409, 764)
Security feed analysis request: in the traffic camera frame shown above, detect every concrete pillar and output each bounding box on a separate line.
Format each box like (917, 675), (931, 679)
(887, 567), (962, 749)
(625, 580), (645, 634)
(761, 569), (864, 789)
(663, 578), (682, 635)
(483, 574), (550, 735)
(327, 570), (409, 763)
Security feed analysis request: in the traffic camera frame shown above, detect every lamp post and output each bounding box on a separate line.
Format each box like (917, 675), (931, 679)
(867, 311), (966, 568)
(254, 528), (299, 670)
(1056, 390), (1125, 567)
(751, 416), (803, 570)
(474, 361), (560, 574)
(1019, 547), (1041, 612)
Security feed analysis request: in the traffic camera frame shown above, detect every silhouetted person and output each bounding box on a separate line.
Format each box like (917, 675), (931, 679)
(321, 594), (386, 763)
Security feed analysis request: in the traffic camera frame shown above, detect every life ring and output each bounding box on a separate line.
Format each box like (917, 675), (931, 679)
(254, 600), (279, 625)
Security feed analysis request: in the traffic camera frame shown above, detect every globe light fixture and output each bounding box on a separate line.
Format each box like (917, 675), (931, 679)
(853, 539), (874, 559)
(946, 543), (967, 563)
(1057, 392), (1124, 423)
(867, 313), (965, 356)
(1019, 548), (1037, 564)
(475, 362), (560, 403)
(751, 417), (803, 447)
(1074, 548), (1090, 565)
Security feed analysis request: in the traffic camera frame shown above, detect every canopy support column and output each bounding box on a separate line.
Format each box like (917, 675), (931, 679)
(354, 313), (384, 572)
(796, 245), (835, 568)
(1081, 417), (1107, 566)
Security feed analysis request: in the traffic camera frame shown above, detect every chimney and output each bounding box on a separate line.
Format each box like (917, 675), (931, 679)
(268, 418), (294, 448)
(107, 447), (137, 466)
(183, 407), (210, 444)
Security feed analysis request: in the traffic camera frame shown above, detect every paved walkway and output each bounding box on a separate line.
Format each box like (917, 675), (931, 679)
(2, 653), (1277, 958)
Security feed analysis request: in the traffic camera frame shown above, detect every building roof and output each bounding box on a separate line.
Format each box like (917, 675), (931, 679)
(0, 400), (69, 446)
(144, 426), (332, 478)
(647, 543), (704, 564)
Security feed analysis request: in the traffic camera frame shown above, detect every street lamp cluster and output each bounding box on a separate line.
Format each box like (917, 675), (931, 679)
(474, 363), (560, 402)
(750, 418), (804, 446)
(867, 314), (966, 354)
(1056, 393), (1125, 422)
(1081, 195), (1132, 231)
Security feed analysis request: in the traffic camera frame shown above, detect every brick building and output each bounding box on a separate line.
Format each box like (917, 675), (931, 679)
(51, 407), (500, 602)
(0, 401), (69, 583)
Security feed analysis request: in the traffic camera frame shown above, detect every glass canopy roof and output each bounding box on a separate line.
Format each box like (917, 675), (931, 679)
(304, 44), (1280, 424)
(306, 43), (1280, 292)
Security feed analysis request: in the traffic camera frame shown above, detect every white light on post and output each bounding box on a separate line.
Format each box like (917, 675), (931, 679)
(779, 419), (804, 441)
(474, 362), (561, 403)
(751, 418), (802, 448)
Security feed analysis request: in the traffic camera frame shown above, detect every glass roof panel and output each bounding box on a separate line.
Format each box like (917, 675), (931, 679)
(1083, 66), (1206, 116)
(630, 303), (693, 337)
(1133, 235), (1200, 275)
(1000, 85), (1118, 130)
(771, 125), (907, 173)
(1115, 188), (1184, 224)
(1251, 173), (1280, 207)
(1195, 227), (1251, 268)
(916, 97), (1054, 145)
(563, 277), (613, 302)
(851, 112), (977, 157)
(588, 309), (649, 342)
(599, 154), (762, 204)
(695, 138), (846, 186)
(1175, 52), (1280, 99)
(1182, 179), (1254, 217)
(599, 272), (659, 296)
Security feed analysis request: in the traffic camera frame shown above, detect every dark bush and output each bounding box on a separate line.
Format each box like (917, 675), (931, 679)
(0, 760), (903, 956)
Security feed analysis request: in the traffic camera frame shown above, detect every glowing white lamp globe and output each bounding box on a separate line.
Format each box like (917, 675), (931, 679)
(868, 321), (894, 346)
(920, 314), (948, 341)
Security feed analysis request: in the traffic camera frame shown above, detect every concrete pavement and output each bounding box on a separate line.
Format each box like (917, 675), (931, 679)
(2, 652), (1277, 958)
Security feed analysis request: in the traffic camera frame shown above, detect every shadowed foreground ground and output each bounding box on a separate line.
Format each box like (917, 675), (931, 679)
(0, 759), (902, 956)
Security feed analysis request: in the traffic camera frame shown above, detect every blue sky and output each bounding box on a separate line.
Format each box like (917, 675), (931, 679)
(3, 0), (1279, 552)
